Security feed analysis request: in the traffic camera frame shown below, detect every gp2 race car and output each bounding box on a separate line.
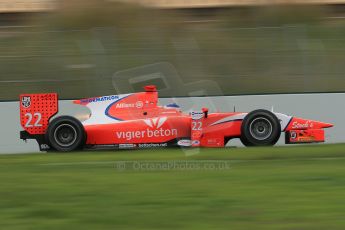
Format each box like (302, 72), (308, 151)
(19, 85), (333, 152)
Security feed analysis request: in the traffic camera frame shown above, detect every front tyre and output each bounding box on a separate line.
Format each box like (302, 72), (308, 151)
(240, 110), (281, 147)
(46, 116), (86, 152)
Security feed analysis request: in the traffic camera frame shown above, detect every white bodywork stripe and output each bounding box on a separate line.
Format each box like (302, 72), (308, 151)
(210, 113), (247, 126)
(82, 94), (130, 126)
(274, 112), (292, 131)
(210, 112), (292, 131)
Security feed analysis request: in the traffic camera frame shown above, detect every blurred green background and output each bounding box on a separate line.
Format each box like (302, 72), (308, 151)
(1, 1), (345, 100)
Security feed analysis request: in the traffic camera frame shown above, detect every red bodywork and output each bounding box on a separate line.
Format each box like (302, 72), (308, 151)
(19, 93), (58, 135)
(19, 85), (333, 150)
(73, 86), (245, 147)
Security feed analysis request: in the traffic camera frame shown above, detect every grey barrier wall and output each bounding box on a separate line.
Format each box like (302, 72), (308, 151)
(1, 93), (344, 154)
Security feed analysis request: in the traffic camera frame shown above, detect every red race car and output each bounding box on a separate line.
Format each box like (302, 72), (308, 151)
(19, 85), (333, 152)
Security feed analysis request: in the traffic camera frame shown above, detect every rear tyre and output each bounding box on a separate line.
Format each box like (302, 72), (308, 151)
(46, 116), (86, 152)
(240, 110), (281, 147)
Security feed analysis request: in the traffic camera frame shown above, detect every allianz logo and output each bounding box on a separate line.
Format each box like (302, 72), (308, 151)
(116, 101), (144, 109)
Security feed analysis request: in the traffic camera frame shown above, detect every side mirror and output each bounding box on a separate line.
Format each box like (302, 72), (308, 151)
(202, 107), (208, 118)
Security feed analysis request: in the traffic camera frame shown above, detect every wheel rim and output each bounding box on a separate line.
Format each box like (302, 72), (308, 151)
(249, 117), (273, 141)
(53, 124), (77, 147)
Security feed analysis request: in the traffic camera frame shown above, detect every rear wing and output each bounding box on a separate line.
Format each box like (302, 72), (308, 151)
(19, 93), (58, 135)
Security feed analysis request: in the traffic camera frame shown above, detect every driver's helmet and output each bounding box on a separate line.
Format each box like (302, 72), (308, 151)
(164, 103), (180, 109)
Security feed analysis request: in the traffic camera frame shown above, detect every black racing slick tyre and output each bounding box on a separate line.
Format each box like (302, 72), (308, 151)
(45, 116), (86, 152)
(240, 110), (281, 147)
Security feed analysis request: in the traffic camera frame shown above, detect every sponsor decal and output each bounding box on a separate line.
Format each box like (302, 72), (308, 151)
(207, 138), (220, 144)
(116, 117), (177, 141)
(192, 140), (200, 145)
(292, 121), (314, 129)
(192, 132), (201, 139)
(297, 136), (315, 142)
(119, 144), (137, 149)
(40, 144), (50, 150)
(115, 101), (143, 109)
(191, 111), (204, 120)
(177, 139), (192, 147)
(136, 101), (143, 108)
(81, 95), (119, 103)
(290, 131), (297, 139)
(138, 143), (168, 148)
(116, 103), (135, 108)
(116, 128), (177, 141)
(21, 96), (31, 108)
(144, 117), (167, 129)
